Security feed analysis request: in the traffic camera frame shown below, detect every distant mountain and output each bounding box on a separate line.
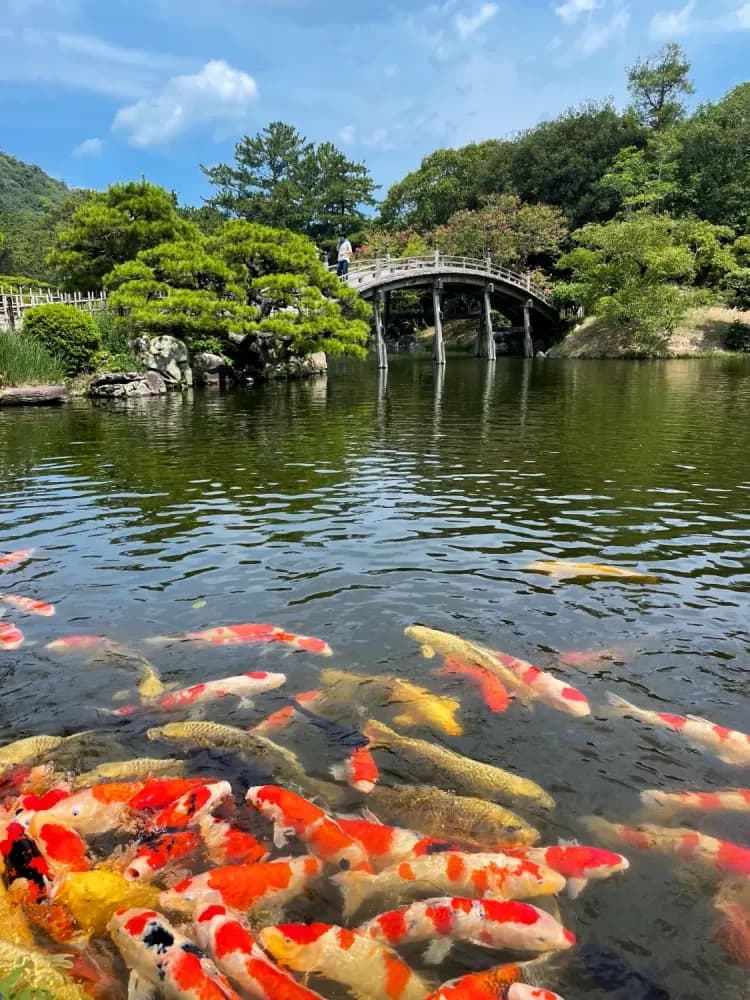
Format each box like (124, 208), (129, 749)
(0, 150), (69, 216)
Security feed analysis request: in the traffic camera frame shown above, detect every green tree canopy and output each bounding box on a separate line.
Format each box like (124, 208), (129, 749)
(49, 180), (194, 291)
(627, 42), (694, 131)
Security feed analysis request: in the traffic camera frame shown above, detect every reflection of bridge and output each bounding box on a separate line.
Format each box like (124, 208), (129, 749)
(333, 253), (559, 369)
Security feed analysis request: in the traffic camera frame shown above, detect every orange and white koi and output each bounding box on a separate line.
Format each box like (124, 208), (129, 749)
(167, 623), (332, 655)
(160, 856), (323, 915)
(584, 817), (750, 877)
(259, 922), (431, 1000)
(425, 962), (561, 1000)
(198, 815), (268, 867)
(336, 817), (456, 872)
(333, 851), (566, 919)
(45, 635), (110, 654)
(31, 821), (91, 877)
(129, 778), (209, 813)
(0, 549), (33, 570)
(113, 670), (286, 717)
(607, 693), (750, 765)
(122, 830), (201, 881)
(0, 622), (24, 650)
(0, 594), (54, 616)
(150, 781), (232, 831)
(358, 897), (575, 962)
(641, 788), (750, 814)
(713, 880), (750, 968)
(501, 845), (629, 898)
(246, 785), (372, 872)
(38, 781), (146, 836)
(195, 901), (327, 1000)
(331, 745), (380, 793)
(490, 651), (590, 718)
(436, 657), (511, 713)
(251, 689), (323, 735)
(108, 907), (240, 999)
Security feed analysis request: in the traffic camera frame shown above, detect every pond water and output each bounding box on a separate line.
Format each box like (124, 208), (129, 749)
(1, 355), (749, 998)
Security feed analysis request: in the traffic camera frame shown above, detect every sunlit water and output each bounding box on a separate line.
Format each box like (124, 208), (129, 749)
(1, 355), (749, 998)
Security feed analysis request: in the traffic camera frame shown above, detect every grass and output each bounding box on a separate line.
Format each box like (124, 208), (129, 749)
(93, 310), (143, 372)
(0, 331), (65, 385)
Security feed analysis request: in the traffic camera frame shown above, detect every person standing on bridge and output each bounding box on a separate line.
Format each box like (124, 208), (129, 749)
(336, 234), (353, 278)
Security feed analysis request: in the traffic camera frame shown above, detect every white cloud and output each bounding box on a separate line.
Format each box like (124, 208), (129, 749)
(649, 1), (697, 38)
(113, 60), (258, 148)
(649, 1), (750, 39)
(737, 2), (750, 27)
(71, 137), (102, 157)
(579, 4), (630, 54)
(338, 125), (356, 144)
(554, 0), (602, 24)
(455, 2), (499, 40)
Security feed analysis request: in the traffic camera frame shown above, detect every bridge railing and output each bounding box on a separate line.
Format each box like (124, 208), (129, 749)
(327, 253), (552, 307)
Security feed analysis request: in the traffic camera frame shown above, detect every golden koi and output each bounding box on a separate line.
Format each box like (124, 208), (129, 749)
(0, 856), (35, 946)
(72, 758), (184, 789)
(0, 734), (66, 775)
(525, 560), (657, 581)
(365, 720), (554, 810)
(607, 693), (750, 765)
(137, 660), (166, 701)
(54, 869), (160, 936)
(0, 594), (54, 616)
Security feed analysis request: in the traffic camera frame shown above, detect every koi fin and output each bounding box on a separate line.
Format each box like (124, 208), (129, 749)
(329, 762), (348, 783)
(237, 698), (255, 712)
(423, 938), (453, 965)
(273, 824), (293, 850)
(361, 806), (383, 825)
(331, 869), (371, 920)
(566, 876), (589, 899)
(420, 644), (436, 659)
(605, 692), (636, 714)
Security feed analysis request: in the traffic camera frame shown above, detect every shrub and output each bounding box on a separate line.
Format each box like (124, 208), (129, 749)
(22, 304), (101, 375)
(93, 310), (143, 372)
(726, 320), (750, 352)
(0, 331), (65, 385)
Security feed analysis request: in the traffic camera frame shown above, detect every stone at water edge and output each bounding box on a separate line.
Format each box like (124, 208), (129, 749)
(192, 352), (229, 387)
(134, 335), (192, 388)
(89, 371), (167, 398)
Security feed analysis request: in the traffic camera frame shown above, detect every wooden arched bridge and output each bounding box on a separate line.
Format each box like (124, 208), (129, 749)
(330, 252), (559, 369)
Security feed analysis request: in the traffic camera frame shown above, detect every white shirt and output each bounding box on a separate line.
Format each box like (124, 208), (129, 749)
(337, 240), (353, 261)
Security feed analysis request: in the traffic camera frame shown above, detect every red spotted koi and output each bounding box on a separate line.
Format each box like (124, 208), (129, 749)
(123, 830), (201, 881)
(642, 788), (750, 814)
(45, 635), (110, 654)
(150, 781), (232, 831)
(113, 670), (286, 717)
(250, 690), (322, 734)
(358, 897), (575, 962)
(108, 907), (241, 999)
(38, 781), (146, 836)
(335, 817), (456, 872)
(331, 745), (380, 793)
(160, 856), (323, 915)
(259, 922), (431, 1000)
(129, 778), (209, 813)
(584, 817), (750, 877)
(436, 658), (511, 713)
(31, 821), (91, 877)
(195, 901), (327, 999)
(0, 622), (24, 650)
(169, 623), (332, 655)
(501, 845), (629, 898)
(491, 650), (590, 718)
(198, 815), (268, 867)
(607, 693), (750, 765)
(0, 549), (33, 569)
(713, 880), (750, 968)
(246, 785), (372, 872)
(0, 594), (54, 616)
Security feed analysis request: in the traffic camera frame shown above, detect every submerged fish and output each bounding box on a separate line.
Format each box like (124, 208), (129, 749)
(641, 788), (750, 815)
(116, 670), (287, 716)
(714, 880), (750, 968)
(161, 622), (332, 655)
(331, 745), (380, 793)
(489, 651), (590, 718)
(0, 622), (24, 650)
(137, 660), (167, 702)
(259, 922), (431, 1000)
(525, 560), (657, 581)
(367, 782), (539, 850)
(72, 758), (184, 789)
(365, 720), (554, 810)
(54, 870), (160, 936)
(358, 897), (575, 960)
(0, 734), (66, 775)
(607, 693), (750, 765)
(0, 940), (89, 999)
(45, 635), (110, 654)
(335, 817), (456, 872)
(333, 851), (565, 920)
(436, 657), (511, 713)
(0, 550), (33, 570)
(0, 594), (54, 616)
(502, 845), (629, 898)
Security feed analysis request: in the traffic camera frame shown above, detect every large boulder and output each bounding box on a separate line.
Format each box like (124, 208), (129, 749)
(134, 335), (192, 388)
(89, 371), (167, 399)
(231, 334), (327, 381)
(192, 351), (230, 387)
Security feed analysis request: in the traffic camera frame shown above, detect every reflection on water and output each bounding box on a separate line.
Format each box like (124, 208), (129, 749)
(1, 355), (749, 997)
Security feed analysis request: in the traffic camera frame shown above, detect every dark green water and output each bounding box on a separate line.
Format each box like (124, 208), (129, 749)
(1, 355), (749, 998)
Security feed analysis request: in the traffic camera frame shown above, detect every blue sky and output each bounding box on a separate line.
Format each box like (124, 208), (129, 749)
(2, 0), (749, 206)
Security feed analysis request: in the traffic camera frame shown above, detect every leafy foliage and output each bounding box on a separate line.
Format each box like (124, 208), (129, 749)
(0, 150), (68, 215)
(726, 321), (750, 352)
(0, 330), (65, 385)
(627, 43), (694, 131)
(22, 304), (102, 375)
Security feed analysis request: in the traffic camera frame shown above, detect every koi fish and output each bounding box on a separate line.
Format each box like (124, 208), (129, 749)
(0, 854), (35, 945)
(251, 694), (318, 735)
(37, 781), (146, 836)
(714, 880), (750, 967)
(259, 922), (431, 1000)
(0, 622), (24, 650)
(583, 817), (750, 877)
(198, 815), (268, 867)
(508, 989), (565, 1000)
(246, 785), (372, 872)
(358, 897), (575, 963)
(115, 670), (287, 716)
(0, 549), (33, 569)
(195, 901), (327, 1000)
(0, 940), (90, 999)
(336, 817), (456, 872)
(161, 622), (332, 655)
(526, 560), (657, 581)
(31, 821), (91, 877)
(436, 657), (511, 712)
(160, 856), (323, 915)
(73, 758), (184, 789)
(607, 693), (750, 765)
(364, 720), (554, 810)
(150, 781), (232, 831)
(333, 851), (566, 920)
(52, 870), (160, 936)
(501, 845), (629, 898)
(137, 660), (167, 701)
(0, 734), (66, 775)
(366, 783), (539, 850)
(425, 959), (556, 1000)
(45, 635), (110, 654)
(0, 821), (53, 898)
(490, 651), (590, 718)
(129, 778), (209, 813)
(108, 908), (241, 999)
(641, 788), (750, 814)
(0, 594), (54, 616)
(331, 745), (380, 793)
(122, 830), (201, 881)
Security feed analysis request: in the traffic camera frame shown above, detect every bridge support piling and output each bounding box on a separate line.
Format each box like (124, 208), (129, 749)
(432, 281), (446, 365)
(477, 284), (496, 361)
(383, 290), (391, 340)
(373, 293), (388, 370)
(523, 300), (534, 358)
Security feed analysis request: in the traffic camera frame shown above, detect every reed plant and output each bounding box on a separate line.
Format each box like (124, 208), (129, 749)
(0, 331), (65, 385)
